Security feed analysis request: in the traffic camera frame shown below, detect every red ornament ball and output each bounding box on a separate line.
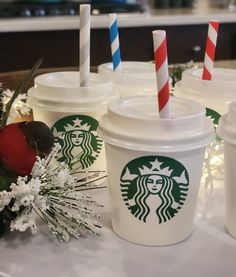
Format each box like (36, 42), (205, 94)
(0, 121), (54, 176)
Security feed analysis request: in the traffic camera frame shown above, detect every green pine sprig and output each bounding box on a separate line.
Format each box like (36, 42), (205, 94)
(0, 58), (43, 129)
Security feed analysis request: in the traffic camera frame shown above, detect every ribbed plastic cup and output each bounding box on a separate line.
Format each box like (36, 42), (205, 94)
(28, 71), (118, 176)
(174, 67), (236, 116)
(217, 101), (236, 239)
(98, 61), (156, 97)
(175, 67), (236, 177)
(99, 96), (214, 246)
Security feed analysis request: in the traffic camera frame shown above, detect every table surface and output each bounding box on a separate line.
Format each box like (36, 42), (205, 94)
(0, 177), (236, 277)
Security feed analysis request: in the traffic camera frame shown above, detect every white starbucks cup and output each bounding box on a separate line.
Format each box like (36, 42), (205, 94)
(99, 96), (214, 246)
(175, 67), (236, 177)
(27, 71), (118, 174)
(217, 101), (236, 238)
(98, 61), (156, 98)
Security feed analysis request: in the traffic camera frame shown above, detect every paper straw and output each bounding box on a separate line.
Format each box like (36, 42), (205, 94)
(108, 13), (121, 71)
(153, 30), (170, 118)
(80, 4), (90, 87)
(202, 20), (219, 80)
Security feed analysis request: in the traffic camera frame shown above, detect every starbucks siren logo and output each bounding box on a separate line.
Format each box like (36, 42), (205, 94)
(120, 156), (189, 224)
(206, 107), (222, 141)
(52, 115), (103, 169)
(206, 107), (221, 126)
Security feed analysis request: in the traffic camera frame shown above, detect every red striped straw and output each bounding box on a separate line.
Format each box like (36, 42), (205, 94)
(152, 30), (170, 118)
(202, 20), (219, 80)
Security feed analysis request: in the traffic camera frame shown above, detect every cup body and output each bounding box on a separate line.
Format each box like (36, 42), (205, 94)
(99, 96), (214, 245)
(28, 71), (118, 174)
(175, 67), (236, 176)
(217, 101), (236, 238)
(98, 61), (156, 98)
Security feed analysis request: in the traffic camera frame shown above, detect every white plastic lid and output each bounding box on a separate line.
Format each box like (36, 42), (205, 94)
(217, 101), (236, 145)
(27, 72), (118, 112)
(98, 61), (156, 85)
(99, 96), (214, 152)
(178, 67), (236, 99)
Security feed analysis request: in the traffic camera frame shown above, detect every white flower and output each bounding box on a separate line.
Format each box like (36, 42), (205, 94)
(28, 177), (41, 194)
(34, 196), (49, 212)
(0, 191), (12, 212)
(20, 195), (35, 207)
(31, 157), (46, 177)
(10, 181), (29, 198)
(51, 168), (74, 187)
(10, 176), (40, 211)
(2, 89), (31, 123)
(10, 207), (37, 234)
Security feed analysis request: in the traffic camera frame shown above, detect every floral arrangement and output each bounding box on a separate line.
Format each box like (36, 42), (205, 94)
(0, 60), (106, 242)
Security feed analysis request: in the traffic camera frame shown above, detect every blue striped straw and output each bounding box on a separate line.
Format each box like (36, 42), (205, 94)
(108, 13), (121, 71)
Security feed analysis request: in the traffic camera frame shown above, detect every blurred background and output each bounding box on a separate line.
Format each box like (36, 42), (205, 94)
(0, 0), (146, 17)
(0, 0), (235, 72)
(0, 0), (235, 17)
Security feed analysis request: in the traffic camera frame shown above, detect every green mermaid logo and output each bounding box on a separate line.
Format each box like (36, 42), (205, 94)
(52, 115), (102, 169)
(206, 107), (222, 142)
(120, 156), (189, 224)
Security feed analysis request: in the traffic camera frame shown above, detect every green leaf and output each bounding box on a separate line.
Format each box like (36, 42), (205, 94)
(0, 219), (5, 237)
(0, 58), (43, 129)
(170, 66), (184, 85)
(0, 86), (5, 123)
(206, 107), (222, 142)
(206, 107), (221, 125)
(0, 164), (17, 191)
